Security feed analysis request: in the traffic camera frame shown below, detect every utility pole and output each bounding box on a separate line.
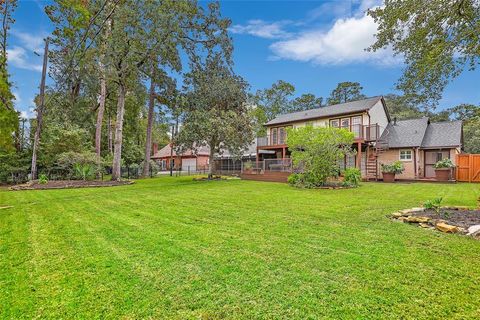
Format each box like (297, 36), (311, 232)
(30, 38), (48, 180)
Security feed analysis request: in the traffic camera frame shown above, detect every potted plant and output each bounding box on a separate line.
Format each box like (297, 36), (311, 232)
(381, 161), (405, 182)
(434, 158), (454, 181)
(243, 160), (254, 174)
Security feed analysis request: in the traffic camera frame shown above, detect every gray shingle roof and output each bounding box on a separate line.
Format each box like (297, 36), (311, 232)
(265, 96), (383, 126)
(381, 118), (462, 149)
(381, 117), (429, 148)
(421, 120), (462, 148)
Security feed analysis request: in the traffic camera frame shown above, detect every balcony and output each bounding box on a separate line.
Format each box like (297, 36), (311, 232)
(257, 124), (381, 147)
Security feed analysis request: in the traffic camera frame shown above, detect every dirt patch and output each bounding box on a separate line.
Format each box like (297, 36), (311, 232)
(10, 180), (134, 191)
(410, 208), (480, 229)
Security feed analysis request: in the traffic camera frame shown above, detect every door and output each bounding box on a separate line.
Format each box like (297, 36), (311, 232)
(181, 158), (197, 172)
(352, 116), (362, 138)
(424, 150), (449, 178)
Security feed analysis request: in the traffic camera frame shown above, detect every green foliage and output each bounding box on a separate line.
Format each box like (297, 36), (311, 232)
(434, 158), (455, 169)
(343, 167), (361, 187)
(73, 163), (94, 181)
(243, 160), (253, 170)
(176, 54), (253, 177)
(0, 150), (30, 183)
(287, 126), (355, 187)
(368, 0), (480, 109)
(424, 197), (443, 213)
(38, 174), (48, 184)
(327, 82), (366, 105)
(291, 93), (323, 112)
(381, 161), (405, 174)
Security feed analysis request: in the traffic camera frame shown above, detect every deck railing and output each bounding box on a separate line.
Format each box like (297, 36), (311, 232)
(241, 158), (292, 174)
(257, 124), (382, 147)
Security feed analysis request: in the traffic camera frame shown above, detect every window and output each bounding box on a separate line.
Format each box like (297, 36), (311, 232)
(340, 118), (350, 130)
(352, 116), (362, 138)
(330, 119), (339, 128)
(272, 128), (278, 145)
(306, 121), (314, 127)
(279, 127), (286, 144)
(399, 150), (412, 161)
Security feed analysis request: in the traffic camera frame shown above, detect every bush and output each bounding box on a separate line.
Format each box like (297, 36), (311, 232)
(74, 163), (94, 181)
(381, 161), (405, 174)
(39, 174), (48, 184)
(287, 126), (355, 188)
(434, 158), (454, 169)
(343, 167), (361, 187)
(57, 151), (103, 179)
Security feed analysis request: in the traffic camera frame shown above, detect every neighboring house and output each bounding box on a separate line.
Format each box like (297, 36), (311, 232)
(151, 143), (210, 172)
(255, 96), (463, 181)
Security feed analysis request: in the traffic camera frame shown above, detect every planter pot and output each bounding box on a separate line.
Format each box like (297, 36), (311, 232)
(435, 168), (451, 181)
(382, 172), (395, 183)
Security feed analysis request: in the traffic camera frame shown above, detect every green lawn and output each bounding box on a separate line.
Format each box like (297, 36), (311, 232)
(1, 178), (480, 319)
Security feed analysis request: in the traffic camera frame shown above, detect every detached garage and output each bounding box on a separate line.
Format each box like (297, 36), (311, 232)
(151, 143), (210, 172)
(181, 158), (197, 172)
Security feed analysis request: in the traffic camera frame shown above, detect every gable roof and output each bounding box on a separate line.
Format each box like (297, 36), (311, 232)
(381, 117), (430, 148)
(421, 120), (463, 148)
(381, 118), (462, 149)
(151, 143), (210, 159)
(265, 96), (384, 126)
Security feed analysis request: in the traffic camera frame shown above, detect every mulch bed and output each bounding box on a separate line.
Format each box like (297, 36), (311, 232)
(410, 208), (480, 229)
(10, 180), (134, 191)
(391, 206), (480, 239)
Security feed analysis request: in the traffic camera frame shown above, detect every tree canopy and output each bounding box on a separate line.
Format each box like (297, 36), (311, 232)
(327, 82), (366, 105)
(368, 0), (480, 109)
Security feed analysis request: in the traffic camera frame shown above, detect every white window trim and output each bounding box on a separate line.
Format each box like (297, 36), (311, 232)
(399, 149), (413, 161)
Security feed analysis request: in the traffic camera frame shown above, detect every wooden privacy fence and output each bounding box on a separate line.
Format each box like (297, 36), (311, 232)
(456, 154), (480, 182)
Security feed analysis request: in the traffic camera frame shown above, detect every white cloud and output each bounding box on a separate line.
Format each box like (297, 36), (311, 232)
(307, 1), (353, 20)
(269, 11), (398, 66)
(12, 30), (45, 52)
(6, 46), (43, 72)
(20, 111), (28, 119)
(230, 19), (293, 39)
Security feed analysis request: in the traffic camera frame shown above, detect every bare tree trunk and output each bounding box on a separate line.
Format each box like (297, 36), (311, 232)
(142, 77), (155, 177)
(108, 112), (113, 153)
(95, 67), (106, 177)
(111, 83), (126, 181)
(208, 142), (215, 179)
(31, 38), (49, 180)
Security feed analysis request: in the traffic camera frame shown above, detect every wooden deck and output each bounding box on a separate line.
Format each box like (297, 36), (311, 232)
(240, 171), (290, 183)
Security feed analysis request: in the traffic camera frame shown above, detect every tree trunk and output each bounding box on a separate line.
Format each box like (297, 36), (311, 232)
(208, 142), (215, 179)
(111, 83), (126, 181)
(108, 112), (113, 153)
(31, 38), (49, 180)
(142, 77), (155, 177)
(95, 66), (106, 178)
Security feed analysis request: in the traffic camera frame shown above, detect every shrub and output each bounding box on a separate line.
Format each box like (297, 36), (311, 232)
(287, 126), (355, 188)
(343, 167), (361, 187)
(381, 161), (405, 174)
(243, 160), (253, 170)
(424, 197), (443, 213)
(38, 174), (48, 184)
(434, 158), (454, 169)
(74, 163), (94, 181)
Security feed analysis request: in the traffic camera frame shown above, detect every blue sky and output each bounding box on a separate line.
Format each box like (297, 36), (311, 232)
(7, 0), (480, 119)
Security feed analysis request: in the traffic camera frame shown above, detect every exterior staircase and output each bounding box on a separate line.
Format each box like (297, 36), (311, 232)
(366, 135), (389, 181)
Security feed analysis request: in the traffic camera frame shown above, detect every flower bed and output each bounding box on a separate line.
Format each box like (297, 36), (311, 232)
(391, 206), (480, 239)
(10, 180), (134, 190)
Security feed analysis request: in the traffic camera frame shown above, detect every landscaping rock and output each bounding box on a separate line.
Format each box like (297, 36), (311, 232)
(399, 208), (424, 214)
(467, 225), (480, 235)
(391, 212), (404, 218)
(0, 206), (13, 210)
(419, 223), (433, 229)
(435, 222), (461, 233)
(405, 216), (430, 223)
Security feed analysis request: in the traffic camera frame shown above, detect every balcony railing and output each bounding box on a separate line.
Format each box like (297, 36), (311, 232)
(257, 124), (382, 147)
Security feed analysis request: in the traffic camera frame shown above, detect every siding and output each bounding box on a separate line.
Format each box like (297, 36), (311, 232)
(368, 100), (389, 135)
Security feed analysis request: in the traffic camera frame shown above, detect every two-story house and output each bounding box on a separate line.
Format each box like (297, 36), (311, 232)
(253, 96), (462, 181)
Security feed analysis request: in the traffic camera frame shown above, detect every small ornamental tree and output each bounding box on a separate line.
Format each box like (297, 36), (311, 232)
(287, 126), (354, 187)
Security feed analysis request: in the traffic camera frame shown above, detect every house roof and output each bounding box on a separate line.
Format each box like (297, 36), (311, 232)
(421, 120), (463, 148)
(381, 118), (462, 149)
(217, 142), (257, 159)
(151, 143), (210, 159)
(381, 117), (430, 148)
(265, 96), (384, 126)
